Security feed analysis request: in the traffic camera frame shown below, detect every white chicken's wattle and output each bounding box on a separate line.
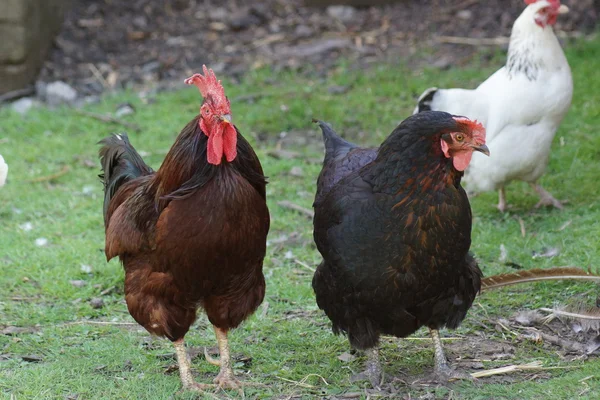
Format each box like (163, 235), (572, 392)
(414, 0), (572, 212)
(0, 154), (7, 187)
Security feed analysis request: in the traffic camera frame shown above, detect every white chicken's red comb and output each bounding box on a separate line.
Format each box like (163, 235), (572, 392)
(184, 65), (228, 106)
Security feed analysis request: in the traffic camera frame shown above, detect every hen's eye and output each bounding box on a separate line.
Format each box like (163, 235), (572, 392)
(455, 134), (464, 142)
(203, 108), (210, 115)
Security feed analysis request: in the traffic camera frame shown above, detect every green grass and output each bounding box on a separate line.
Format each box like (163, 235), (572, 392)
(1, 34), (600, 400)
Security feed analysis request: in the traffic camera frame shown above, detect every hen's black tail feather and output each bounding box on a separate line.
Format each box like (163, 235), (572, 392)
(413, 87), (438, 114)
(98, 133), (153, 221)
(313, 119), (355, 162)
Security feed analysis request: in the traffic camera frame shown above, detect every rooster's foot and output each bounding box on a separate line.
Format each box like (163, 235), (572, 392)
(350, 347), (383, 389)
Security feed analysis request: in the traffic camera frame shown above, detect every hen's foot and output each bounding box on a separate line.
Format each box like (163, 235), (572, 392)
(433, 362), (472, 383)
(213, 371), (242, 390)
(530, 183), (565, 210)
(180, 382), (216, 392)
(350, 347), (383, 389)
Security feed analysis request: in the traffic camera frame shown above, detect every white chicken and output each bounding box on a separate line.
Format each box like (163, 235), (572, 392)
(0, 154), (7, 187)
(414, 0), (572, 212)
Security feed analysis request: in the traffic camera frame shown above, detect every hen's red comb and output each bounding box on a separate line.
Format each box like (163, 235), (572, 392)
(524, 0), (560, 8)
(453, 117), (486, 144)
(184, 65), (228, 105)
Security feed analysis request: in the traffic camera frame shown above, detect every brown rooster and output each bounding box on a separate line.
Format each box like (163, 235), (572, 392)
(98, 66), (270, 391)
(312, 112), (489, 386)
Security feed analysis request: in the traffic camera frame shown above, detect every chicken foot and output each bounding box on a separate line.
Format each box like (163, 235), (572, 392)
(173, 339), (215, 392)
(350, 347), (383, 388)
(529, 183), (564, 210)
(210, 327), (242, 390)
(429, 329), (471, 382)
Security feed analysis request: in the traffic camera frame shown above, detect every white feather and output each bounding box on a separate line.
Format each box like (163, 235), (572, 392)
(416, 1), (573, 194)
(0, 154), (7, 187)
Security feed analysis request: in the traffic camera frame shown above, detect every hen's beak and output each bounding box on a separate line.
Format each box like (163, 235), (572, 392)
(472, 144), (490, 156)
(220, 114), (232, 124)
(558, 4), (569, 14)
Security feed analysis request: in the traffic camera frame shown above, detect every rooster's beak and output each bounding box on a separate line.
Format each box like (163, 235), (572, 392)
(220, 114), (232, 124)
(558, 4), (569, 14)
(472, 144), (490, 156)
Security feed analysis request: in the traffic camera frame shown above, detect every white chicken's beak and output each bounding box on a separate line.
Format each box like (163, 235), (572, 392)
(558, 4), (569, 14)
(220, 114), (232, 124)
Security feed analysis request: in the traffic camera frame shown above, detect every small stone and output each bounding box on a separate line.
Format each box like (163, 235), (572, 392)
(456, 10), (473, 20)
(19, 222), (33, 231)
(35, 238), (48, 247)
(289, 166), (304, 177)
(284, 250), (293, 260)
(11, 97), (37, 115)
(90, 298), (104, 309)
(80, 264), (93, 273)
(46, 81), (77, 107)
(70, 280), (87, 288)
(295, 25), (313, 38)
(326, 5), (356, 22)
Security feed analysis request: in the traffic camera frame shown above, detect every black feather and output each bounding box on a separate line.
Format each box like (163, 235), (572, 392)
(98, 133), (153, 222)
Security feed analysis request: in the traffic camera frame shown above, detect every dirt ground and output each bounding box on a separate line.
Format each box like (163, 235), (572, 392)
(40, 0), (598, 95)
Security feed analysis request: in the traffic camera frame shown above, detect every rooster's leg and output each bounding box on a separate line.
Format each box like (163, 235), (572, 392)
(429, 329), (471, 382)
(212, 327), (242, 389)
(529, 183), (564, 210)
(497, 187), (507, 212)
(173, 339), (214, 391)
(350, 347), (383, 388)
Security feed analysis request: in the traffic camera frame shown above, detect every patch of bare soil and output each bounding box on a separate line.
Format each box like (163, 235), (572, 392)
(41, 0), (597, 95)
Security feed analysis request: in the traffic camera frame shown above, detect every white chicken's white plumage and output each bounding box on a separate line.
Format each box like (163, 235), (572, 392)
(0, 154), (7, 187)
(414, 0), (572, 212)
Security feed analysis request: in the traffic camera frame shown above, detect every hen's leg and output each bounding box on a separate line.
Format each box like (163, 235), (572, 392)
(529, 183), (564, 210)
(497, 187), (507, 212)
(350, 347), (383, 388)
(212, 327), (241, 389)
(173, 339), (214, 391)
(429, 329), (470, 382)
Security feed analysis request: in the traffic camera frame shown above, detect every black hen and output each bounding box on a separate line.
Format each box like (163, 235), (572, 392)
(312, 111), (489, 385)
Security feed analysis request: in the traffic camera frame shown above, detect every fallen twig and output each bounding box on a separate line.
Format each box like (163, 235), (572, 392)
(294, 259), (316, 273)
(60, 320), (138, 327)
(517, 217), (526, 238)
(73, 109), (141, 132)
(435, 36), (509, 46)
(469, 361), (548, 379)
(0, 86), (35, 103)
(28, 165), (71, 183)
(277, 201), (314, 219)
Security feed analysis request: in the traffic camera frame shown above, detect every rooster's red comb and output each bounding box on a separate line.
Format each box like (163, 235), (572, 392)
(185, 65), (228, 105)
(453, 117), (486, 144)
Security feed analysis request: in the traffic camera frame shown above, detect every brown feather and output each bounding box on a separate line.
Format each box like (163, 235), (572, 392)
(481, 267), (600, 291)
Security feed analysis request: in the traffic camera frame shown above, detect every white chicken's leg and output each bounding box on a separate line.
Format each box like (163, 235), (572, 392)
(497, 187), (507, 212)
(173, 339), (213, 391)
(529, 183), (564, 210)
(429, 329), (471, 381)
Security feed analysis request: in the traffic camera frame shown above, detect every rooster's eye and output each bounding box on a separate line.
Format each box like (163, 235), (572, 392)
(455, 134), (464, 142)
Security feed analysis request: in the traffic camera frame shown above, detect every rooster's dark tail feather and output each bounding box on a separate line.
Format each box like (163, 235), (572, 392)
(98, 133), (152, 222)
